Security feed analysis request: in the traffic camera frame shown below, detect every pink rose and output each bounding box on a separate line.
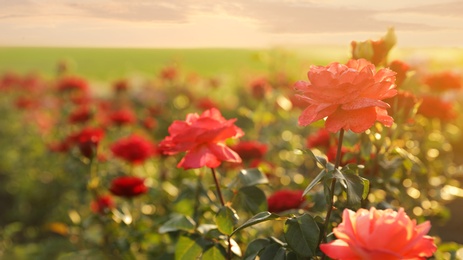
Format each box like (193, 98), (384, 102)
(320, 207), (436, 259)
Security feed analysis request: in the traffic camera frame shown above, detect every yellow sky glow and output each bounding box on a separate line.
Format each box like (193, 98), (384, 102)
(1, 0), (463, 48)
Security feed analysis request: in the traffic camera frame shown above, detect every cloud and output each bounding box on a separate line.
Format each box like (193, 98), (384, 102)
(214, 0), (463, 34)
(65, 1), (190, 23)
(1, 0), (462, 47)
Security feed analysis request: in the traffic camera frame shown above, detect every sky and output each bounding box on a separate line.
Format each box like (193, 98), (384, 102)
(1, 0), (463, 48)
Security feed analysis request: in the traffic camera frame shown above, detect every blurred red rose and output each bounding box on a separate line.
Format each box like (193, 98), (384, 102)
(141, 116), (157, 130)
(113, 79), (129, 93)
(159, 108), (243, 169)
(160, 66), (178, 81)
(306, 128), (331, 149)
(417, 96), (457, 121)
(109, 176), (148, 198)
(230, 141), (268, 161)
(110, 134), (156, 165)
(15, 96), (40, 110)
(91, 195), (115, 214)
(423, 71), (462, 92)
(326, 145), (357, 166)
(0, 72), (21, 91)
(68, 127), (105, 158)
(249, 77), (271, 99)
(294, 59), (397, 133)
(68, 106), (93, 124)
(108, 108), (137, 126)
(47, 140), (71, 153)
(384, 90), (418, 122)
(388, 60), (410, 88)
(196, 97), (218, 110)
(56, 76), (91, 105)
(267, 190), (305, 213)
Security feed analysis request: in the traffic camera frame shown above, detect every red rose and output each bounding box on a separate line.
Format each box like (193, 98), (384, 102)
(230, 141), (268, 161)
(57, 76), (89, 93)
(68, 127), (105, 158)
(108, 108), (136, 126)
(160, 66), (178, 81)
(109, 176), (148, 198)
(294, 59), (397, 133)
(306, 128), (331, 149)
(141, 116), (157, 130)
(249, 77), (271, 99)
(196, 97), (218, 110)
(417, 96), (457, 121)
(91, 195), (115, 214)
(159, 108), (243, 169)
(110, 134), (155, 165)
(388, 60), (410, 88)
(423, 71), (462, 92)
(267, 190), (305, 213)
(384, 90), (418, 122)
(68, 106), (93, 124)
(113, 79), (129, 93)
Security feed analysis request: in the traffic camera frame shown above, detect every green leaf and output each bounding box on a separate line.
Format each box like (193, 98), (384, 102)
(243, 239), (271, 260)
(303, 169), (327, 196)
(238, 186), (268, 214)
(302, 149), (327, 168)
(231, 211), (280, 236)
(216, 206), (239, 235)
(284, 214), (320, 257)
(343, 173), (369, 209)
(158, 214), (196, 234)
(202, 245), (226, 260)
(230, 168), (269, 189)
(259, 243), (287, 260)
(174, 236), (203, 260)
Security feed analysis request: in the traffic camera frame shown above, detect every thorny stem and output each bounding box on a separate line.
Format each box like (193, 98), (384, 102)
(210, 167), (232, 260)
(321, 129), (344, 258)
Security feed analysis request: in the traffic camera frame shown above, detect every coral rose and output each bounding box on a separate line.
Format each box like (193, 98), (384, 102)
(320, 207), (437, 260)
(110, 134), (155, 165)
(159, 108), (243, 170)
(294, 59), (397, 133)
(109, 176), (148, 198)
(267, 190), (305, 213)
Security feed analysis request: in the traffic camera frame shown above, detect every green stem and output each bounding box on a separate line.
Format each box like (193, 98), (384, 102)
(210, 168), (232, 260)
(211, 167), (226, 206)
(321, 129), (344, 249)
(193, 171), (204, 228)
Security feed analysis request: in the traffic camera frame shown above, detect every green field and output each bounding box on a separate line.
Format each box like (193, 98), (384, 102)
(0, 46), (349, 81)
(0, 46), (462, 82)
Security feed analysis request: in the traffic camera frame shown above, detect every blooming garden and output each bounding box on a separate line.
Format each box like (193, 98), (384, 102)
(1, 29), (463, 259)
